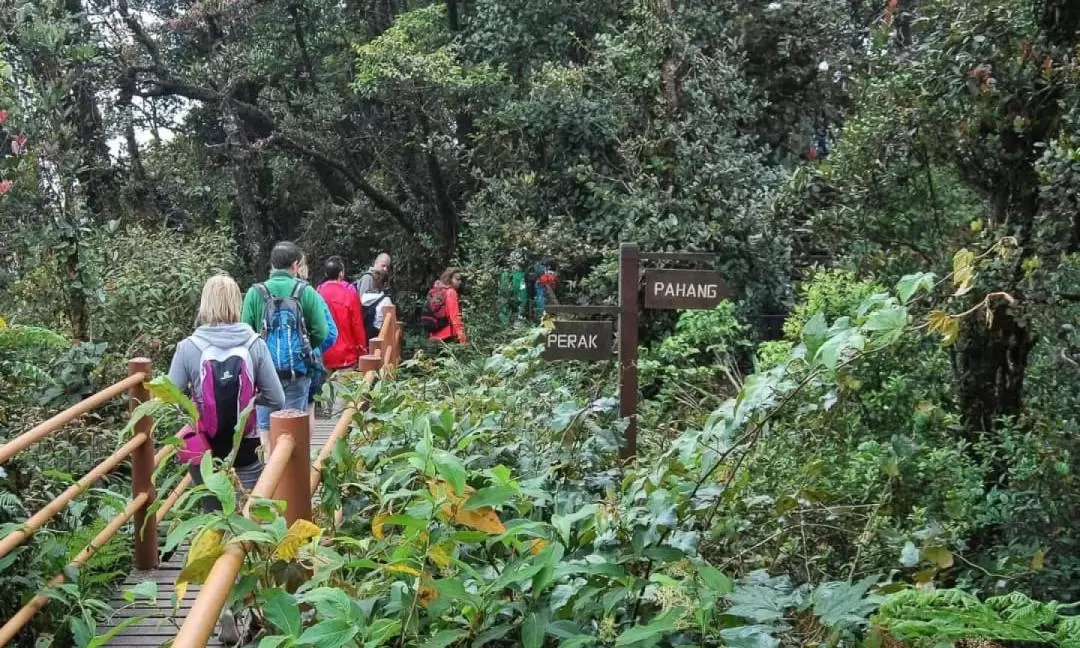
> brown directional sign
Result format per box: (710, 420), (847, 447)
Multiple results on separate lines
(542, 320), (613, 362)
(644, 268), (730, 310)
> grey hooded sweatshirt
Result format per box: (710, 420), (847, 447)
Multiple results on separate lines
(167, 323), (286, 464)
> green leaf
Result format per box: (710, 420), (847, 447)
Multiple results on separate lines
(522, 611), (547, 648)
(809, 575), (881, 628)
(559, 638), (596, 648)
(258, 637), (294, 648)
(87, 616), (147, 648)
(366, 618), (401, 644)
(300, 587), (355, 621)
(164, 514), (212, 553)
(718, 626), (780, 648)
(895, 272), (936, 303)
(123, 581), (157, 603)
(296, 619), (359, 647)
(551, 505), (597, 545)
(801, 313), (828, 359)
(464, 485), (517, 510)
(204, 471), (236, 515)
(434, 451), (467, 496)
(262, 589), (302, 637)
(146, 376), (199, 425)
(423, 629), (469, 648)
(697, 565), (733, 595)
(863, 305), (908, 343)
(614, 607), (683, 646)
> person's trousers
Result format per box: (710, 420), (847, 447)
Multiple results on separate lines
(256, 375), (310, 445)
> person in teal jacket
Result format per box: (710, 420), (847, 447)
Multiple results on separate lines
(241, 241), (330, 435)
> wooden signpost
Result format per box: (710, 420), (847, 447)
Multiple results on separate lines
(542, 320), (613, 361)
(644, 268), (730, 310)
(540, 242), (730, 460)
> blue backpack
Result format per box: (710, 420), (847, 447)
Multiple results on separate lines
(255, 280), (313, 377)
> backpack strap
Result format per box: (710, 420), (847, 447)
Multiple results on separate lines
(254, 283), (273, 334)
(290, 279), (314, 363)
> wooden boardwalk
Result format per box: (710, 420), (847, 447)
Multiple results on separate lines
(99, 417), (339, 647)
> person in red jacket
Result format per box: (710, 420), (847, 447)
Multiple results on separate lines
(317, 256), (367, 369)
(425, 268), (468, 346)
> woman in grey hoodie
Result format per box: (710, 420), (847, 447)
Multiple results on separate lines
(167, 273), (285, 645)
(167, 274), (286, 504)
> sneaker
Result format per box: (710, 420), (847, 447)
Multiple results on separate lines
(218, 608), (240, 645)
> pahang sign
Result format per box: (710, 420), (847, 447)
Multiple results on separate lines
(541, 320), (613, 362)
(644, 268), (730, 310)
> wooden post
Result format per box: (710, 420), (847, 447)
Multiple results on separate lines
(618, 243), (640, 460)
(128, 358), (158, 570)
(269, 410), (312, 524)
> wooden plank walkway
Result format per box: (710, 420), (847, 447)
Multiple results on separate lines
(99, 417), (339, 647)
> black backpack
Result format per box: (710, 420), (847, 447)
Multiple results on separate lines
(363, 294), (389, 337)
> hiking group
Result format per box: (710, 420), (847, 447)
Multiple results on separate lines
(165, 240), (467, 643)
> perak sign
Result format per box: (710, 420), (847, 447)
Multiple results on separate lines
(644, 269), (730, 310)
(541, 320), (613, 362)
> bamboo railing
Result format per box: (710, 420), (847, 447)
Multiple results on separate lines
(0, 358), (175, 646)
(173, 306), (403, 647)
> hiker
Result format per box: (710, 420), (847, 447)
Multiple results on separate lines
(241, 241), (330, 437)
(167, 273), (286, 643)
(318, 256), (366, 416)
(355, 252), (391, 296)
(423, 268), (467, 345)
(318, 255), (367, 368)
(361, 269), (394, 336)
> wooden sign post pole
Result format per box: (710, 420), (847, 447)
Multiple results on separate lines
(618, 242), (640, 460)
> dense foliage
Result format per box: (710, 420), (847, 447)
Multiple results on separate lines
(4, 0), (1080, 645)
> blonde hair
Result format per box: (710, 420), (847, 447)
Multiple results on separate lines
(196, 273), (243, 326)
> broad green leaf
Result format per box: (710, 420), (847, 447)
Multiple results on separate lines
(559, 637), (597, 648)
(203, 472), (236, 516)
(464, 485), (517, 510)
(801, 313), (828, 359)
(809, 575), (881, 628)
(863, 305), (908, 343)
(895, 272), (936, 303)
(300, 587), (355, 621)
(614, 607), (683, 646)
(697, 564), (733, 595)
(258, 637), (293, 648)
(366, 618), (401, 644)
(262, 589), (302, 637)
(165, 514), (212, 553)
(551, 505), (597, 545)
(718, 625), (780, 648)
(433, 451), (467, 496)
(146, 376), (200, 425)
(522, 611), (547, 648)
(123, 581), (157, 603)
(87, 616), (147, 648)
(423, 629), (468, 648)
(296, 619), (359, 647)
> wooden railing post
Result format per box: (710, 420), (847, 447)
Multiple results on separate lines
(128, 357), (158, 570)
(269, 410), (312, 524)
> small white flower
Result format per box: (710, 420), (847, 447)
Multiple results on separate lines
(818, 60), (830, 72)
(766, 2), (782, 10)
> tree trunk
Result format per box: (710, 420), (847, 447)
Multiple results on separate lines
(955, 306), (1032, 435)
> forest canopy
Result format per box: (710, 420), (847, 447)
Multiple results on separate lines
(5, 0), (1080, 646)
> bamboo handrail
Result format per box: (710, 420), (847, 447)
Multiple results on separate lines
(0, 491), (150, 646)
(174, 433), (297, 648)
(310, 405), (357, 492)
(0, 432), (149, 561)
(0, 372), (147, 465)
(156, 473), (193, 525)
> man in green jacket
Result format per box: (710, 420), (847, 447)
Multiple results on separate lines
(242, 241), (330, 436)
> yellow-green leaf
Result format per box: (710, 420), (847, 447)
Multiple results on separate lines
(428, 542), (453, 568)
(384, 562), (422, 576)
(273, 519), (322, 561)
(372, 512), (389, 540)
(1032, 549), (1046, 570)
(921, 546), (954, 569)
(927, 311), (959, 346)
